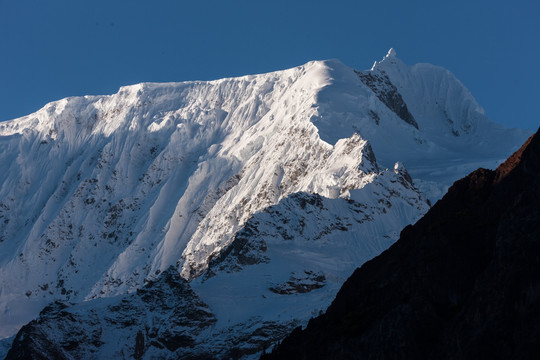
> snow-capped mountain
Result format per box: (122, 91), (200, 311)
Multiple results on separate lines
(0, 49), (530, 358)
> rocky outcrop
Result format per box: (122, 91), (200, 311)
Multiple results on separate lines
(5, 268), (216, 360)
(264, 128), (540, 359)
(356, 69), (418, 129)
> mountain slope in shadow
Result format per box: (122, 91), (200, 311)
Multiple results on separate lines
(264, 127), (540, 360)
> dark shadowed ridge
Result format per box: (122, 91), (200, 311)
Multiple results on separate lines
(263, 128), (540, 360)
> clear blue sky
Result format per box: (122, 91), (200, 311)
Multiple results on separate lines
(1, 0), (538, 131)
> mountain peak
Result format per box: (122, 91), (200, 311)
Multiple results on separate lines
(386, 47), (397, 58)
(371, 47), (404, 71)
(495, 129), (538, 183)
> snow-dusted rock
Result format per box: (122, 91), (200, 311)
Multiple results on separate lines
(5, 268), (217, 359)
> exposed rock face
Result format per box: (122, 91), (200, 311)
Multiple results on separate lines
(355, 69), (418, 129)
(264, 128), (540, 359)
(5, 268), (217, 360)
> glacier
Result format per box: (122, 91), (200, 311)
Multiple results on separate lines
(0, 49), (531, 358)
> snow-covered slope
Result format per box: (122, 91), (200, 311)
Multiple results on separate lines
(4, 169), (427, 359)
(313, 49), (530, 200)
(0, 50), (530, 356)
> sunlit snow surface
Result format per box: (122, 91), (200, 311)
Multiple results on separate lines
(0, 50), (530, 357)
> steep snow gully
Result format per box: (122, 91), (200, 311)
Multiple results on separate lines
(0, 49), (531, 358)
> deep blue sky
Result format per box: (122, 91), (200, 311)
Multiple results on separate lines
(1, 0), (538, 130)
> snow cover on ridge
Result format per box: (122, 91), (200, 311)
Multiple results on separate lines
(0, 49), (530, 356)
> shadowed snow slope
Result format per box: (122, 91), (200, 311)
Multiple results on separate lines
(0, 50), (530, 356)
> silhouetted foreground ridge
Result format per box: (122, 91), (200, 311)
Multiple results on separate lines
(264, 128), (540, 360)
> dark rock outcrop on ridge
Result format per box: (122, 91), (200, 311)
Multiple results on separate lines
(355, 69), (419, 130)
(263, 128), (540, 360)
